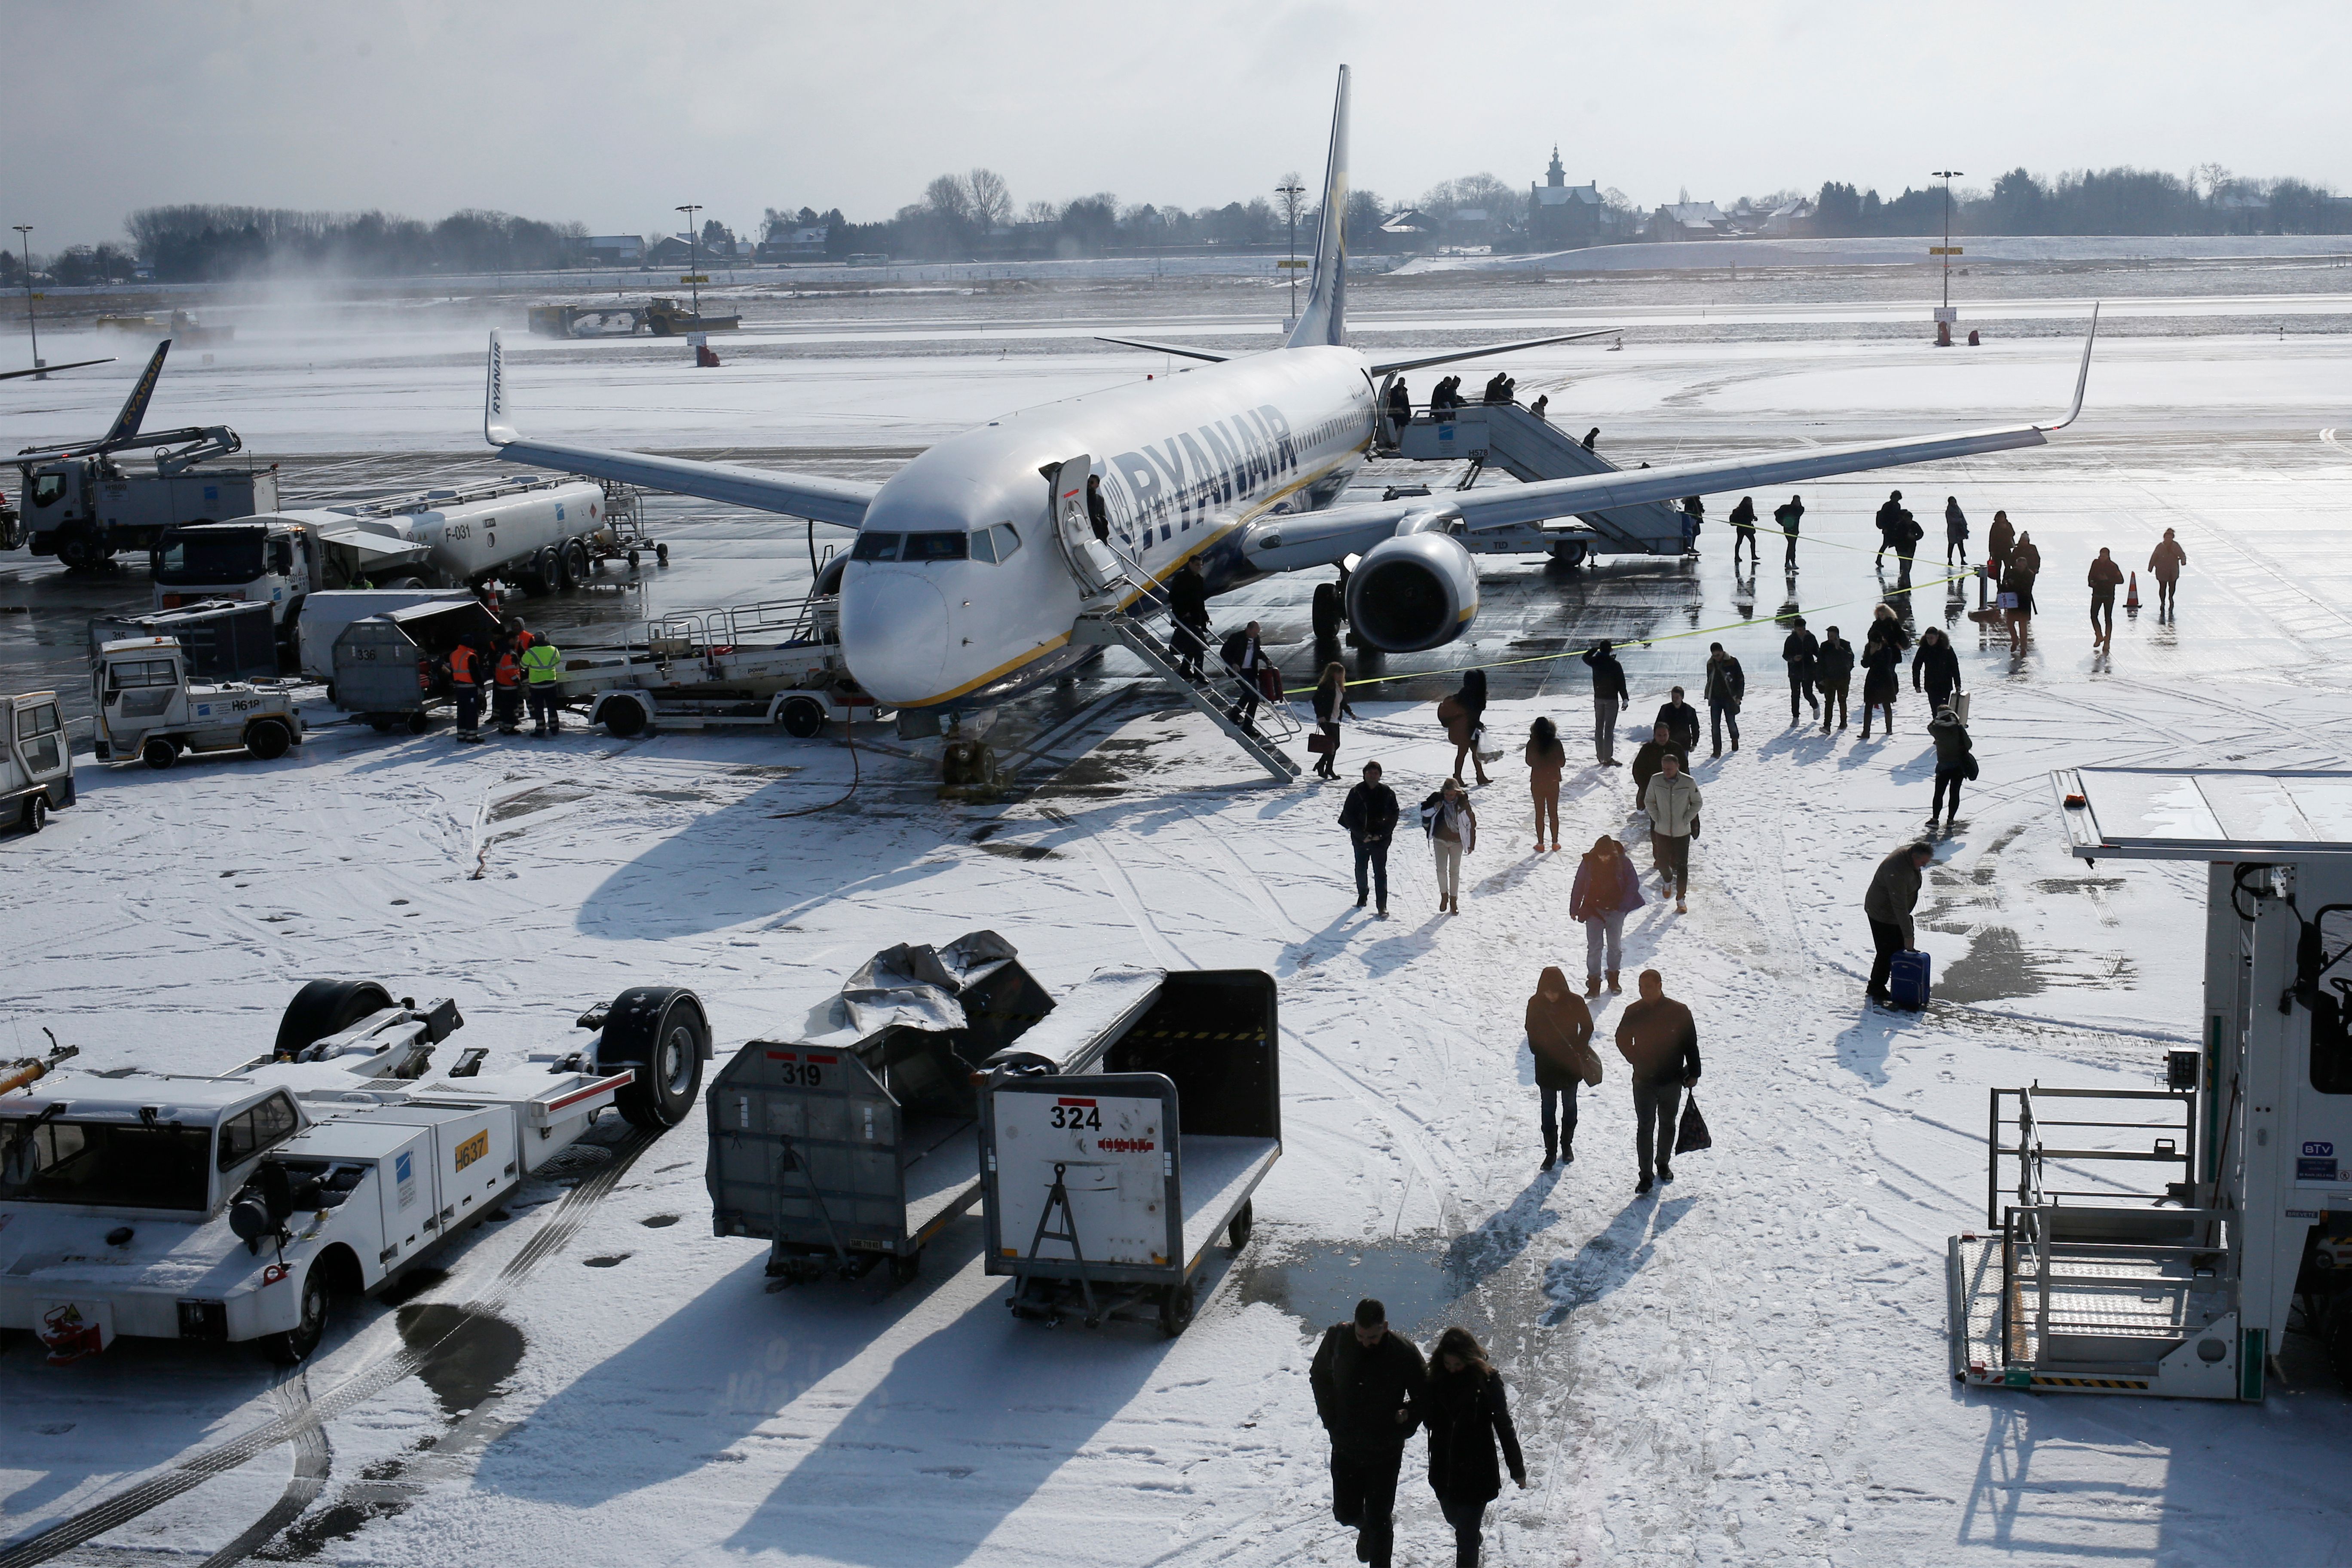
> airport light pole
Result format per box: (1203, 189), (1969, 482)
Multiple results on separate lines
(675, 204), (703, 317)
(1277, 181), (1305, 324)
(1932, 171), (1963, 309)
(13, 226), (42, 378)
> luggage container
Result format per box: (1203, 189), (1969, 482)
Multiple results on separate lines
(331, 599), (504, 732)
(980, 969), (1280, 1336)
(707, 932), (1093, 1287)
(89, 599), (279, 683)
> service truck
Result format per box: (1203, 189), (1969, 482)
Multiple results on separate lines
(152, 475), (615, 654)
(0, 980), (709, 1364)
(9, 339), (276, 570)
(3, 690), (74, 834)
(91, 636), (304, 770)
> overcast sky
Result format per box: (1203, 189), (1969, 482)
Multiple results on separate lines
(11, 0), (2350, 251)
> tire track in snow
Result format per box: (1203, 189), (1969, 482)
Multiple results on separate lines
(193, 1372), (329, 1568)
(0, 1130), (654, 1568)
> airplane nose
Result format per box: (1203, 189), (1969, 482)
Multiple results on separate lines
(839, 572), (950, 705)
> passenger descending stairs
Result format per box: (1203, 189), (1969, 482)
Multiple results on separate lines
(1390, 402), (1689, 556)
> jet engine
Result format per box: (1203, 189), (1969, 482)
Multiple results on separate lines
(1343, 531), (1481, 652)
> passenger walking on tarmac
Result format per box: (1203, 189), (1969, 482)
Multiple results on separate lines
(1775, 494), (1805, 572)
(1526, 965), (1596, 1167)
(1339, 760), (1399, 917)
(1864, 841), (1935, 1004)
(1310, 1298), (1427, 1568)
(1437, 669), (1491, 787)
(1655, 686), (1700, 753)
(1221, 621), (1267, 730)
(1571, 835), (1643, 997)
(2089, 547), (2125, 645)
(1085, 473), (1112, 544)
(1911, 625), (1962, 714)
(1524, 717), (1566, 852)
(1870, 601), (1911, 655)
(1815, 625), (1855, 732)
(1311, 662), (1356, 779)
(1780, 616), (1821, 726)
(1895, 508), (1925, 588)
(1616, 969), (1701, 1194)
(490, 635), (526, 737)
(1874, 491), (1905, 566)
(1427, 778), (1477, 915)
(1167, 560), (1210, 680)
(1928, 704), (1975, 825)
(1945, 496), (1970, 568)
(1986, 509), (2017, 583)
(448, 635), (487, 743)
(1641, 751), (1701, 913)
(1702, 642), (1744, 756)
(520, 631), (564, 736)
(1999, 557), (2034, 653)
(1423, 1326), (1528, 1566)
(1630, 721), (1689, 807)
(1727, 496), (1759, 568)
(2149, 528), (2187, 619)
(1859, 625), (1902, 738)
(1583, 641), (1630, 766)
(1387, 378), (1412, 435)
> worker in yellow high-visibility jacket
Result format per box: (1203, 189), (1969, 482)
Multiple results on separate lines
(520, 637), (564, 737)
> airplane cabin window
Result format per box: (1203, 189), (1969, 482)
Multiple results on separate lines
(991, 523), (1022, 561)
(850, 532), (903, 562)
(903, 532), (969, 562)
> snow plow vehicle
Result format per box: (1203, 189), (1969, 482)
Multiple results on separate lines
(90, 635), (304, 769)
(0, 980), (709, 1364)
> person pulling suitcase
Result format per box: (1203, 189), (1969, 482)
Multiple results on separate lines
(1864, 840), (1936, 1007)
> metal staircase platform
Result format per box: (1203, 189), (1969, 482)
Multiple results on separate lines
(1072, 613), (1300, 783)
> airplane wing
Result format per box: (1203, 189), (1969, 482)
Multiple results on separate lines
(0, 356), (114, 383)
(481, 332), (877, 529)
(1366, 327), (1623, 378)
(1094, 336), (1230, 363)
(1247, 309), (2101, 570)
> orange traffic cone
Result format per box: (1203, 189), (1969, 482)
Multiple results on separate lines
(2125, 572), (2141, 613)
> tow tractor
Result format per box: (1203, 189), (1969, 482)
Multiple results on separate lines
(1950, 767), (2352, 1400)
(91, 635), (304, 769)
(0, 979), (708, 1364)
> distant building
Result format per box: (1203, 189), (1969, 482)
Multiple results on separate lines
(585, 235), (643, 265)
(1528, 148), (1610, 249)
(1380, 208), (1435, 243)
(757, 226), (829, 261)
(645, 235), (696, 266)
(1761, 197), (1815, 237)
(1649, 200), (1731, 241)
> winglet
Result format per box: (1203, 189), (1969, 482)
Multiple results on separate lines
(2040, 303), (2099, 432)
(484, 331), (517, 447)
(101, 339), (172, 447)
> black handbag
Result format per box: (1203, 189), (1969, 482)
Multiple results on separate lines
(1673, 1093), (1712, 1156)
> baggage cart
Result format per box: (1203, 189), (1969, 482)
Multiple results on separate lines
(89, 599), (280, 684)
(708, 932), (1125, 1287)
(980, 969), (1280, 1336)
(331, 599), (503, 732)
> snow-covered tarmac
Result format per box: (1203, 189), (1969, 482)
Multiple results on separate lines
(4, 279), (2352, 1564)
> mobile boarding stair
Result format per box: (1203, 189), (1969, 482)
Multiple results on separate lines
(1387, 399), (1688, 562)
(1042, 455), (1302, 783)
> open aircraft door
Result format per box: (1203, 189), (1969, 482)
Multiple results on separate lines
(1044, 455), (1128, 600)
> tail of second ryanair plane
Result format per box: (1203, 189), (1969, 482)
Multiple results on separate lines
(1284, 65), (1349, 350)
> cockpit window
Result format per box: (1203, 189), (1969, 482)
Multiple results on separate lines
(970, 527), (998, 565)
(850, 532), (902, 563)
(990, 523), (1022, 562)
(902, 532), (968, 563)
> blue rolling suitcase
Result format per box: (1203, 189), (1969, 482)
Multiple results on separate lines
(1889, 949), (1932, 1010)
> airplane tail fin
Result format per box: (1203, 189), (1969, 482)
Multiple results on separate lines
(1283, 64), (1349, 350)
(484, 331), (518, 446)
(101, 340), (171, 447)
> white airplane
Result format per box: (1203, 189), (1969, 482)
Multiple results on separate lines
(483, 65), (2094, 718)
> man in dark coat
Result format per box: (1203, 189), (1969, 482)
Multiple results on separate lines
(1582, 426), (1600, 451)
(1815, 625), (1856, 732)
(1167, 560), (1210, 679)
(1630, 720), (1690, 805)
(1221, 620), (1266, 730)
(1386, 377), (1412, 438)
(1780, 616), (1821, 726)
(1582, 641), (1630, 767)
(1526, 965), (1594, 1168)
(1310, 1297), (1427, 1568)
(1895, 508), (1925, 588)
(1615, 969), (1701, 1194)
(1727, 496), (1759, 568)
(1654, 686), (1701, 753)
(1339, 760), (1400, 917)
(1775, 493), (1804, 572)
(1086, 473), (1112, 544)
(1864, 840), (1934, 1003)
(1874, 490), (1905, 565)
(1911, 626), (1961, 713)
(1702, 642), (1745, 756)
(1945, 496), (1970, 567)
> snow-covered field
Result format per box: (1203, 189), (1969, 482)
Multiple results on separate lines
(4, 281), (2352, 1565)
